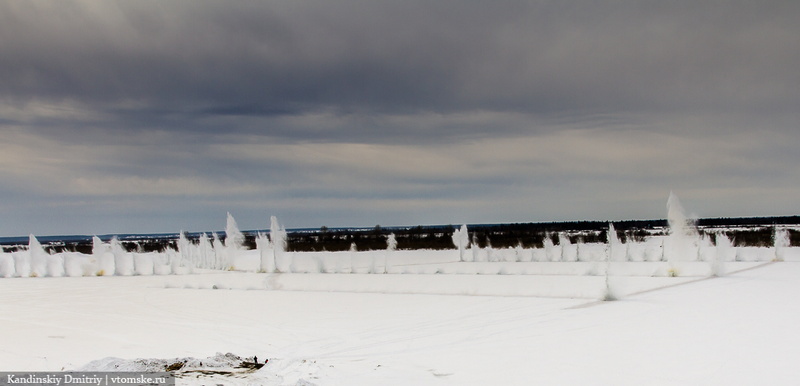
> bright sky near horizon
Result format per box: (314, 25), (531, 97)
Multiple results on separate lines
(1, 1), (799, 237)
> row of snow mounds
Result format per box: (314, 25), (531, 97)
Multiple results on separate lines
(1, 245), (792, 279)
(0, 251), (194, 278)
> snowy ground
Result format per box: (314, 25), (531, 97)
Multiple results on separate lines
(1, 255), (799, 385)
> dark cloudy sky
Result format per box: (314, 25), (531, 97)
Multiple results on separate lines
(2, 1), (799, 236)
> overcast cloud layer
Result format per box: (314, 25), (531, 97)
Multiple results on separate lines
(2, 1), (799, 236)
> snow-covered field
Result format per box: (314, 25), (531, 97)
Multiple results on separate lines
(1, 250), (799, 385)
(2, 202), (800, 385)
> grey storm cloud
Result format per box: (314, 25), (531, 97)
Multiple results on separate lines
(2, 1), (798, 134)
(1, 1), (800, 236)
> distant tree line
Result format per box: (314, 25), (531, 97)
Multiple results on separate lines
(279, 217), (800, 251)
(3, 216), (799, 253)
